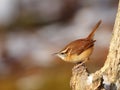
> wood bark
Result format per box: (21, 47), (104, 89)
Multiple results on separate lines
(70, 1), (120, 90)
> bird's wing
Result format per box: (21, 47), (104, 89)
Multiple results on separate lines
(71, 39), (96, 55)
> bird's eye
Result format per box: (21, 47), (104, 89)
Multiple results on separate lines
(61, 52), (64, 55)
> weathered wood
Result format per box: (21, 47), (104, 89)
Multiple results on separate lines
(70, 1), (120, 90)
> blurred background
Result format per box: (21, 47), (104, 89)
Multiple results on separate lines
(0, 0), (118, 90)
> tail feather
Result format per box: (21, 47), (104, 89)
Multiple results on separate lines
(87, 20), (102, 39)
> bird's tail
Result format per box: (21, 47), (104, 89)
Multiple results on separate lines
(87, 20), (102, 39)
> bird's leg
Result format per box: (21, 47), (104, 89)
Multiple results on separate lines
(80, 58), (89, 65)
(72, 58), (89, 71)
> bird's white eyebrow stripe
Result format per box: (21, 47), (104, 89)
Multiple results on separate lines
(61, 47), (69, 53)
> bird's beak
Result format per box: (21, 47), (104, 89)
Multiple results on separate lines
(52, 52), (58, 56)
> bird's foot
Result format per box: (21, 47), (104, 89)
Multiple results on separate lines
(72, 63), (85, 71)
(72, 58), (88, 71)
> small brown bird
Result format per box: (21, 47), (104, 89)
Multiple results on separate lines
(56, 20), (101, 64)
